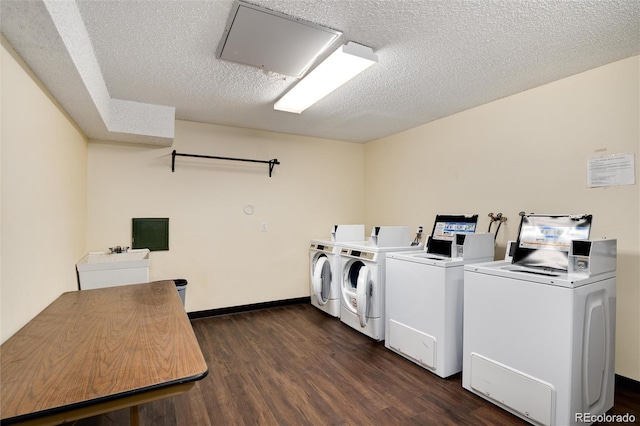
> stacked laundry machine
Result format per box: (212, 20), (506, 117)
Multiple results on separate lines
(338, 226), (422, 341)
(385, 214), (495, 378)
(309, 224), (365, 317)
(462, 214), (616, 426)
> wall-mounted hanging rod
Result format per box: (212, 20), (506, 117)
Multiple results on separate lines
(171, 150), (280, 177)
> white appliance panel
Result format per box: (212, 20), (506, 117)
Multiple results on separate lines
(388, 320), (436, 370)
(462, 265), (616, 426)
(470, 353), (554, 426)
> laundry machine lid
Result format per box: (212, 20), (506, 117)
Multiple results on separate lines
(512, 214), (592, 272)
(426, 214), (479, 257)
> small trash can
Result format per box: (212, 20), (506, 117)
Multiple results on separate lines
(173, 279), (187, 307)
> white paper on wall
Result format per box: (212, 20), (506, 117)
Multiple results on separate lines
(587, 153), (635, 188)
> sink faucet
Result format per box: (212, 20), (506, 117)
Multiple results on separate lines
(109, 246), (130, 254)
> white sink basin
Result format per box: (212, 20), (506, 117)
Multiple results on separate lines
(76, 249), (150, 289)
(77, 249), (150, 270)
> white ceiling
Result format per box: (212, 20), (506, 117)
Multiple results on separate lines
(2, 0), (639, 146)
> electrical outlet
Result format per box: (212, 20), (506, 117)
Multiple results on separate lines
(261, 221), (268, 232)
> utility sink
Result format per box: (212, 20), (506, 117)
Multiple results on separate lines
(76, 249), (150, 290)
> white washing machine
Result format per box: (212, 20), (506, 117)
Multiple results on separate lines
(310, 225), (364, 317)
(462, 214), (616, 426)
(385, 218), (494, 378)
(339, 226), (421, 341)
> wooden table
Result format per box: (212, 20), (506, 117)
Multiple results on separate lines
(1, 281), (208, 425)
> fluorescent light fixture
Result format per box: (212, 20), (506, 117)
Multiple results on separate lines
(274, 42), (378, 114)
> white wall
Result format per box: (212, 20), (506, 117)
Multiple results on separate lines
(0, 38), (88, 343)
(364, 56), (640, 380)
(87, 120), (364, 312)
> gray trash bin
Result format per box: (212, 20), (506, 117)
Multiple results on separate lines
(173, 279), (187, 307)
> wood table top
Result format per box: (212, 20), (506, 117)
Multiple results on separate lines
(1, 281), (208, 424)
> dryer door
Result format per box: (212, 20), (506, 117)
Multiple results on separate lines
(356, 265), (372, 327)
(343, 260), (365, 315)
(312, 255), (331, 305)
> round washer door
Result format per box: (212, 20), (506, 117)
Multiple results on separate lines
(312, 255), (332, 305)
(342, 260), (370, 327)
(356, 265), (371, 327)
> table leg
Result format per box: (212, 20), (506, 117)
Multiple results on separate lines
(130, 405), (140, 426)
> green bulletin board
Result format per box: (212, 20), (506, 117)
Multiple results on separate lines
(132, 218), (169, 251)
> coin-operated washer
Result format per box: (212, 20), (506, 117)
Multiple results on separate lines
(462, 214), (616, 426)
(339, 226), (421, 341)
(385, 214), (495, 378)
(309, 224), (365, 317)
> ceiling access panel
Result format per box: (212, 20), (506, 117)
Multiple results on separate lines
(216, 0), (342, 78)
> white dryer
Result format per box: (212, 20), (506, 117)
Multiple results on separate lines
(385, 214), (494, 378)
(462, 214), (616, 426)
(310, 225), (364, 317)
(339, 226), (421, 341)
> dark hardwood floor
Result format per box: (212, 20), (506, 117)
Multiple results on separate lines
(75, 304), (639, 425)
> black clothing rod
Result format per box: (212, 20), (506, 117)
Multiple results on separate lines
(171, 150), (280, 177)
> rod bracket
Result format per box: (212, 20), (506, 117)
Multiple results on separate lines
(268, 159), (280, 177)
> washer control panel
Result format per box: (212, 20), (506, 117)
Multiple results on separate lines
(311, 243), (334, 254)
(341, 248), (376, 261)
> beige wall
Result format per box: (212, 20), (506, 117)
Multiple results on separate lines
(2, 29), (638, 382)
(365, 56), (640, 380)
(87, 121), (364, 312)
(1, 39), (88, 343)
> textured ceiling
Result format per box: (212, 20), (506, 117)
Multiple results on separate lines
(2, 0), (639, 145)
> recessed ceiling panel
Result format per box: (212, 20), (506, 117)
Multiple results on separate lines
(216, 1), (341, 78)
